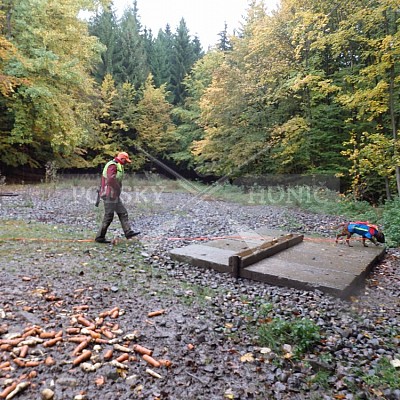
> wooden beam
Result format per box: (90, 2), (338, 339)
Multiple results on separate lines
(229, 233), (303, 277)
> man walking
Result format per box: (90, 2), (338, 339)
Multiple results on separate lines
(95, 152), (140, 243)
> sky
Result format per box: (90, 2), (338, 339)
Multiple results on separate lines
(112, 0), (279, 50)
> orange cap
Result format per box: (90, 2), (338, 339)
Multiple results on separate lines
(117, 151), (131, 163)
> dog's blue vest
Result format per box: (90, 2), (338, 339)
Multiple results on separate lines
(347, 223), (373, 239)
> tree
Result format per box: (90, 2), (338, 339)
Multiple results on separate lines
(321, 0), (400, 198)
(2, 0), (110, 168)
(148, 27), (173, 89)
(217, 22), (232, 51)
(193, 2), (282, 177)
(89, 73), (121, 166)
(136, 74), (175, 156)
(113, 1), (148, 87)
(0, 4), (30, 167)
(88, 4), (119, 83)
(170, 50), (224, 170)
(170, 18), (201, 105)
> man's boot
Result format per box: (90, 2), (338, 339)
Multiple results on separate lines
(118, 212), (140, 239)
(126, 231), (140, 239)
(95, 224), (111, 243)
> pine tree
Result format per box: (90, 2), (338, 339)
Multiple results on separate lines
(88, 4), (119, 83)
(113, 1), (148, 87)
(148, 27), (172, 89)
(169, 18), (204, 105)
(217, 22), (232, 51)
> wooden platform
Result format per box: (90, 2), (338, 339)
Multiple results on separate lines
(169, 228), (386, 298)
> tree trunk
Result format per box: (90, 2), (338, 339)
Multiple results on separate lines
(385, 176), (391, 201)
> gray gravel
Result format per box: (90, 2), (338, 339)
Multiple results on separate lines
(0, 184), (399, 399)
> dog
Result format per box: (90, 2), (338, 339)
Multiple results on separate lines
(335, 221), (385, 247)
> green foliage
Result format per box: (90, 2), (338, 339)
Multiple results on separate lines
(169, 18), (202, 105)
(136, 74), (175, 155)
(307, 370), (332, 390)
(0, 0), (108, 168)
(381, 198), (400, 247)
(188, 0), (400, 197)
(88, 5), (119, 83)
(1, 0), (399, 208)
(113, 4), (148, 88)
(351, 357), (400, 392)
(169, 51), (225, 169)
(258, 316), (321, 358)
(148, 28), (173, 89)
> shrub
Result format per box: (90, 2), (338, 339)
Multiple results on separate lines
(258, 317), (321, 358)
(381, 198), (400, 247)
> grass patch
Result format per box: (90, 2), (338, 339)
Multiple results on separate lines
(350, 357), (400, 394)
(258, 316), (321, 359)
(0, 219), (89, 241)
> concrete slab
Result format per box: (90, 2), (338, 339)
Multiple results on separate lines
(204, 239), (264, 253)
(242, 240), (384, 297)
(169, 244), (234, 273)
(168, 228), (386, 298)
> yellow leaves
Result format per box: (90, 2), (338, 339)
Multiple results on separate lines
(224, 389), (235, 399)
(240, 353), (255, 363)
(135, 74), (175, 154)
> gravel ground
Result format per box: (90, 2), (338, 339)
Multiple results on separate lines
(0, 184), (399, 400)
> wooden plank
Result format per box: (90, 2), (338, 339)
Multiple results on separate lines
(229, 255), (241, 279)
(239, 234), (303, 268)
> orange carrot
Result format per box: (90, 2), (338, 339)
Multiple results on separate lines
(133, 344), (152, 356)
(100, 328), (114, 340)
(67, 336), (88, 343)
(73, 305), (89, 311)
(158, 359), (172, 368)
(0, 382), (17, 399)
(142, 354), (160, 368)
(76, 316), (94, 328)
(72, 339), (90, 356)
(115, 353), (129, 363)
(87, 330), (101, 339)
(98, 311), (109, 318)
(19, 345), (29, 358)
(0, 361), (10, 369)
(25, 361), (41, 367)
(103, 349), (113, 360)
(0, 338), (23, 346)
(66, 327), (81, 335)
(13, 358), (25, 367)
(147, 309), (166, 317)
(43, 337), (62, 348)
(27, 370), (38, 379)
(72, 350), (92, 366)
(44, 356), (55, 366)
(39, 331), (57, 339)
(22, 329), (37, 338)
(109, 310), (119, 319)
(23, 325), (40, 333)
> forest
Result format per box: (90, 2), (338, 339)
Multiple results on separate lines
(0, 0), (399, 203)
